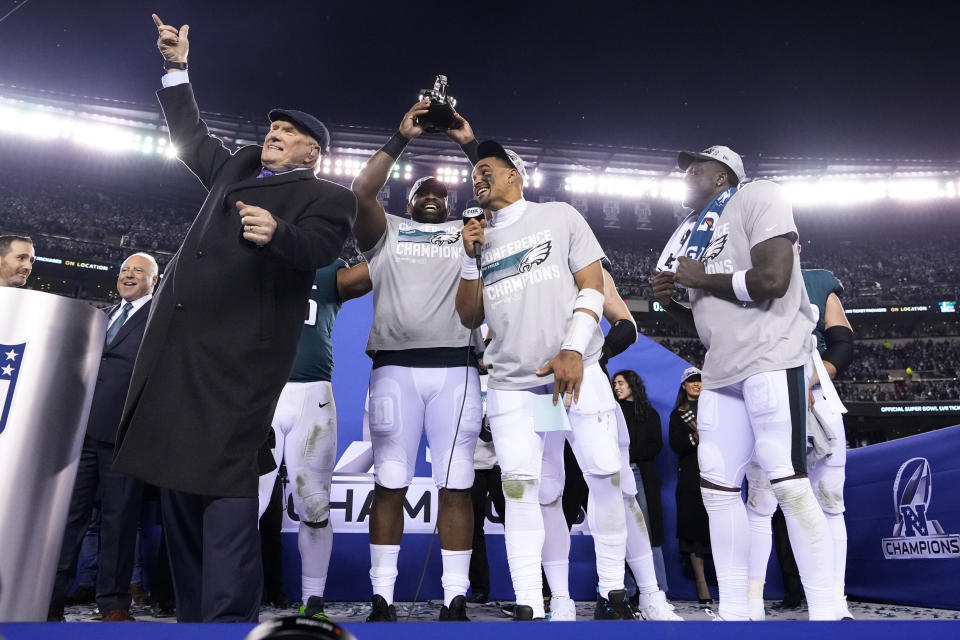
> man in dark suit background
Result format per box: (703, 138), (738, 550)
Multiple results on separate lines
(48, 253), (158, 622)
(112, 15), (357, 622)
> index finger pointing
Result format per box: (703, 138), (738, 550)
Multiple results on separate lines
(152, 13), (163, 27)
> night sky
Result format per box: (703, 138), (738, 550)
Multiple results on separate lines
(1, 0), (957, 160)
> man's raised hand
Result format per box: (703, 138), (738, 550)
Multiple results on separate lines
(152, 14), (189, 63)
(444, 107), (475, 145)
(399, 99), (431, 140)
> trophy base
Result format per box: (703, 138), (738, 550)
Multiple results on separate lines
(416, 103), (457, 132)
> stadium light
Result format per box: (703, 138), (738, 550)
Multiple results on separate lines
(435, 165), (471, 184)
(780, 177), (959, 206)
(564, 173), (665, 199)
(562, 169), (960, 206)
(529, 169), (543, 189)
(322, 156), (367, 177)
(0, 99), (177, 157)
(4, 95), (960, 202)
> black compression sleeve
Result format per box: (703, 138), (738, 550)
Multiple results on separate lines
(603, 319), (638, 360)
(822, 325), (854, 375)
(460, 139), (480, 165)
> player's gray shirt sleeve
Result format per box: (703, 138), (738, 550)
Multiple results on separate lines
(741, 181), (798, 247)
(565, 204), (607, 273)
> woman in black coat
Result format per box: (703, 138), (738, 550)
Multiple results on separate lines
(612, 369), (667, 589)
(668, 367), (713, 603)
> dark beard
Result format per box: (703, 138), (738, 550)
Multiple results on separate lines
(410, 203), (449, 223)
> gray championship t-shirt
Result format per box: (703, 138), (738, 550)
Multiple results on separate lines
(480, 200), (606, 390)
(364, 213), (471, 354)
(689, 180), (815, 389)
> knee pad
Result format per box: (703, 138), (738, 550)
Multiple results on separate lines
(431, 449), (475, 490)
(753, 429), (794, 479)
(374, 461), (413, 490)
(697, 439), (729, 488)
(771, 478), (818, 518)
(298, 489), (331, 525)
(540, 495), (563, 511)
(811, 466), (845, 515)
(700, 486), (742, 513)
(539, 473), (564, 505)
(745, 464), (777, 518)
(502, 473), (539, 505)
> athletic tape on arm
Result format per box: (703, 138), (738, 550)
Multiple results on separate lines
(561, 288), (604, 355)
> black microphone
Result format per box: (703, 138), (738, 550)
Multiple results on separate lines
(462, 199), (484, 269)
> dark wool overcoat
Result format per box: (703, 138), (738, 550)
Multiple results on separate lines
(114, 83), (356, 497)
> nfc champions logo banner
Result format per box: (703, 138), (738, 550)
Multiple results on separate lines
(481, 240), (552, 286)
(395, 224), (461, 260)
(0, 343), (26, 435)
(882, 457), (960, 559)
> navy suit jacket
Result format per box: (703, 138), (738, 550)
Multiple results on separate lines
(86, 299), (151, 444)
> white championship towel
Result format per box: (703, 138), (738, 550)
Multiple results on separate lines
(656, 211), (698, 277)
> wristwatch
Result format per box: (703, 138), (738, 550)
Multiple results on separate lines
(163, 60), (188, 71)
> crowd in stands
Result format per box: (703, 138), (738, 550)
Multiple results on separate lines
(652, 337), (960, 402)
(835, 379), (960, 403)
(4, 178), (959, 309)
(603, 234), (960, 307)
(798, 236), (960, 305)
(4, 174), (960, 404)
(843, 340), (960, 381)
(655, 339), (706, 369)
(0, 181), (191, 267)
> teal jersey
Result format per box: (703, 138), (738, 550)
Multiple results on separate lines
(289, 259), (347, 382)
(801, 268), (844, 356)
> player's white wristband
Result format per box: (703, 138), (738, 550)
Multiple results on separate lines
(732, 269), (754, 302)
(561, 310), (598, 355)
(460, 253), (480, 281)
(573, 287), (605, 319)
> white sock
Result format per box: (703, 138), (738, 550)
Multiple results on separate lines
(369, 544), (401, 605)
(701, 487), (750, 621)
(583, 472), (627, 596)
(503, 479), (545, 617)
(825, 512), (847, 585)
(748, 579), (766, 621)
(746, 507), (773, 582)
(540, 498), (570, 599)
(772, 478), (834, 620)
(623, 496), (657, 595)
(299, 522), (333, 599)
(440, 548), (471, 606)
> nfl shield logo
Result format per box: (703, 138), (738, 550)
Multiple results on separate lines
(882, 456), (960, 559)
(0, 343), (26, 435)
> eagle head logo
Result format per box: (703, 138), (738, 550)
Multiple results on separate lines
(703, 234), (727, 261)
(519, 241), (552, 273)
(430, 229), (461, 245)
